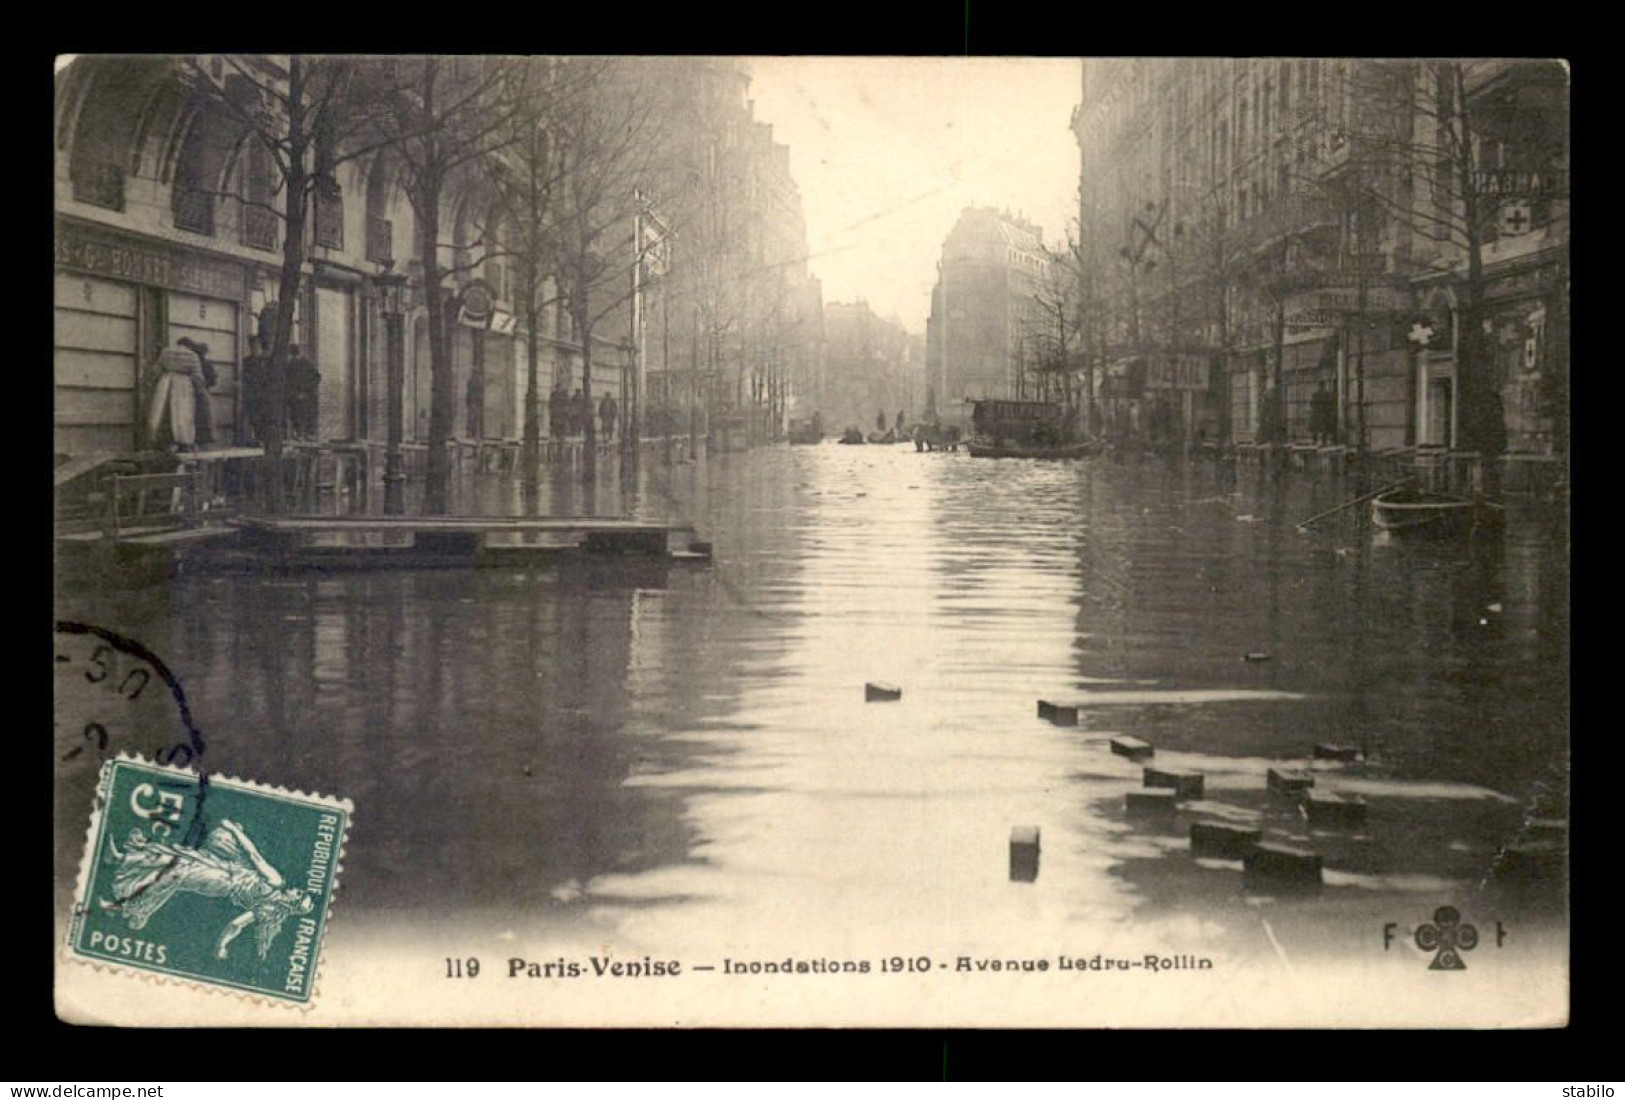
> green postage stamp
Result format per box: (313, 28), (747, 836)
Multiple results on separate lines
(66, 756), (353, 1006)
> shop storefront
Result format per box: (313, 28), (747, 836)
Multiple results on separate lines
(54, 217), (248, 457)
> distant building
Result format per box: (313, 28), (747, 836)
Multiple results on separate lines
(639, 58), (822, 449)
(925, 207), (1056, 427)
(822, 300), (919, 431)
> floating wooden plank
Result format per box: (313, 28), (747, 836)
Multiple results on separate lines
(1302, 788), (1368, 826)
(1144, 768), (1204, 800)
(1110, 736), (1154, 760)
(1190, 821), (1261, 860)
(865, 681), (902, 702)
(1313, 743), (1362, 762)
(1243, 843), (1323, 892)
(1009, 826), (1040, 883)
(1267, 768), (1315, 795)
(1037, 700), (1080, 725)
(1065, 689), (1307, 706)
(1126, 789), (1178, 816)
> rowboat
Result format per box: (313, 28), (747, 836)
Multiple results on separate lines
(964, 398), (1096, 460)
(965, 439), (1102, 460)
(1371, 487), (1503, 538)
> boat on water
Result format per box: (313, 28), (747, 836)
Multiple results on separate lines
(1371, 487), (1504, 538)
(965, 438), (1102, 459)
(965, 398), (1098, 460)
(788, 417), (824, 445)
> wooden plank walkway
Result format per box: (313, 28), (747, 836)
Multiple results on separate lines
(231, 515), (694, 534)
(228, 514), (709, 566)
(58, 526), (240, 546)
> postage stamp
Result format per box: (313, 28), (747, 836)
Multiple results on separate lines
(66, 755), (353, 1006)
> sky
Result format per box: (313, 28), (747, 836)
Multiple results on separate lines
(745, 58), (1082, 334)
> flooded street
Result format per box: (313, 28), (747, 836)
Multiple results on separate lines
(55, 445), (1569, 1025)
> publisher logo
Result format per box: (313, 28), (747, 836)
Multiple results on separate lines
(1415, 906), (1478, 969)
(1384, 907), (1506, 970)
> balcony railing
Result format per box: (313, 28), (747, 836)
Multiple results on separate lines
(243, 206), (277, 251)
(1231, 191), (1337, 252)
(173, 185), (215, 236)
(71, 160), (125, 211)
(366, 215), (393, 264)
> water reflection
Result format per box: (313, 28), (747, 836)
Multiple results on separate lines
(56, 445), (1567, 964)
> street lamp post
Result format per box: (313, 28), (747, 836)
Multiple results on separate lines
(376, 267), (410, 515)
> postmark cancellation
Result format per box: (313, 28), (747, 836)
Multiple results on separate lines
(64, 755), (353, 1008)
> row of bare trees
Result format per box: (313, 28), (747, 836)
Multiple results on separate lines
(184, 55), (667, 512)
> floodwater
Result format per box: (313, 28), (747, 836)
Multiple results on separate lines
(54, 444), (1570, 1025)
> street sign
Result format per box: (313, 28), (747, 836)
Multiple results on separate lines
(1470, 169), (1568, 199)
(1285, 309), (1341, 330)
(1500, 201), (1534, 236)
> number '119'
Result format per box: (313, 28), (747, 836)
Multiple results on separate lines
(445, 957), (481, 978)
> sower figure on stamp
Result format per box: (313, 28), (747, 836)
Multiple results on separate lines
(99, 819), (313, 960)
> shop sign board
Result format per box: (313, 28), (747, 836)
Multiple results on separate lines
(54, 218), (247, 301)
(1145, 354), (1210, 391)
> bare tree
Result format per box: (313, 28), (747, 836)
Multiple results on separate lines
(361, 56), (530, 512)
(480, 58), (600, 489)
(1024, 240), (1081, 410)
(545, 58), (664, 482)
(179, 55), (388, 512)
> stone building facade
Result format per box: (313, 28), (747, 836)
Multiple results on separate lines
(1070, 58), (1569, 458)
(924, 207), (1056, 428)
(54, 54), (819, 473)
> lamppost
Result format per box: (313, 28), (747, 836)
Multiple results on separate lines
(376, 265), (410, 515)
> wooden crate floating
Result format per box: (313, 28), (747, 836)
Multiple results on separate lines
(1301, 788), (1367, 826)
(1110, 736), (1154, 761)
(1190, 821), (1261, 860)
(1267, 768), (1315, 795)
(1243, 843), (1323, 893)
(1144, 767), (1204, 800)
(1037, 700), (1080, 726)
(1312, 743), (1362, 762)
(1126, 789), (1178, 817)
(1009, 826), (1040, 883)
(865, 681), (902, 702)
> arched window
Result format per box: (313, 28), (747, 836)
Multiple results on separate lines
(240, 137), (278, 251)
(172, 112), (216, 235)
(364, 155), (394, 264)
(64, 58), (166, 211)
(313, 140), (344, 250)
(485, 213), (509, 303)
